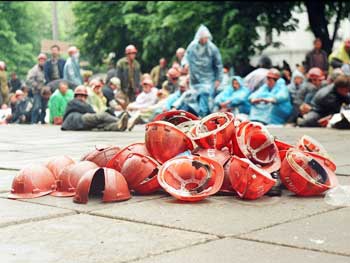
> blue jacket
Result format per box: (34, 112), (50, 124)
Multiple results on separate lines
(44, 58), (66, 84)
(214, 76), (251, 114)
(63, 57), (83, 86)
(249, 78), (292, 124)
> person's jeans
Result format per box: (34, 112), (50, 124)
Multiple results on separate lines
(31, 94), (48, 124)
(198, 92), (210, 117)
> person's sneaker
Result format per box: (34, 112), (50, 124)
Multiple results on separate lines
(127, 111), (141, 131)
(266, 171), (283, 197)
(116, 111), (129, 131)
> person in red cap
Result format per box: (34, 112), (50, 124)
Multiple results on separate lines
(328, 38), (350, 75)
(116, 44), (142, 103)
(26, 53), (48, 124)
(162, 67), (181, 94)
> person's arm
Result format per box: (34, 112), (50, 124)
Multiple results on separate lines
(230, 88), (250, 106)
(330, 57), (344, 68)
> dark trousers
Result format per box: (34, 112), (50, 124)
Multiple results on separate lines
(31, 94), (48, 124)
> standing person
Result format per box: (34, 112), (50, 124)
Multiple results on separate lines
(304, 38), (329, 76)
(184, 24), (223, 117)
(48, 81), (74, 124)
(150, 58), (168, 89)
(116, 44), (142, 103)
(63, 46), (83, 86)
(26, 53), (48, 124)
(0, 61), (9, 105)
(44, 44), (66, 84)
(9, 72), (22, 93)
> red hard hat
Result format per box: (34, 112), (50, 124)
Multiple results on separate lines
(106, 142), (150, 172)
(280, 149), (338, 196)
(228, 156), (276, 200)
(191, 112), (235, 150)
(125, 44), (137, 54)
(80, 145), (121, 167)
(73, 167), (131, 204)
(120, 153), (160, 194)
(8, 164), (56, 199)
(296, 135), (331, 160)
(145, 121), (194, 164)
(38, 53), (47, 60)
(142, 78), (153, 86)
(266, 68), (280, 79)
(158, 155), (224, 202)
(50, 161), (98, 197)
(46, 155), (75, 180)
(307, 67), (324, 80)
(74, 85), (88, 96)
(153, 110), (199, 126)
(167, 68), (181, 79)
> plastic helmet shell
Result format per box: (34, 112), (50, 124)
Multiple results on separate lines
(145, 121), (194, 164)
(80, 145), (121, 167)
(280, 149), (337, 196)
(192, 147), (231, 166)
(50, 161), (98, 197)
(106, 142), (150, 172)
(191, 112), (235, 150)
(157, 155), (224, 202)
(120, 153), (160, 194)
(153, 110), (199, 126)
(46, 155), (75, 180)
(228, 156), (276, 200)
(307, 67), (325, 80)
(167, 68), (181, 79)
(73, 167), (131, 204)
(296, 135), (331, 160)
(8, 164), (56, 199)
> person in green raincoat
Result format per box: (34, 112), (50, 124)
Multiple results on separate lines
(48, 81), (74, 124)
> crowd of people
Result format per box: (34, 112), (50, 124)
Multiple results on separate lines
(1, 25), (350, 130)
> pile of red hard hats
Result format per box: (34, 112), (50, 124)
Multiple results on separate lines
(8, 110), (338, 203)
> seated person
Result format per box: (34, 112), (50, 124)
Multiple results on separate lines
(87, 79), (107, 113)
(214, 76), (250, 114)
(248, 68), (292, 125)
(297, 75), (350, 127)
(286, 70), (306, 124)
(9, 90), (33, 124)
(140, 88), (170, 122)
(48, 81), (74, 125)
(61, 85), (129, 131)
(162, 68), (180, 94)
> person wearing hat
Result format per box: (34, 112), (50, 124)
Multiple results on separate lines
(26, 53), (48, 124)
(162, 67), (181, 94)
(328, 39), (350, 75)
(63, 46), (83, 86)
(116, 44), (142, 102)
(61, 85), (129, 131)
(9, 89), (33, 124)
(87, 78), (107, 113)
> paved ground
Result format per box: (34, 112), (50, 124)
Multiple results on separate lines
(0, 124), (350, 263)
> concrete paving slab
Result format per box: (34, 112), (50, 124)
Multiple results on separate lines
(93, 194), (338, 237)
(0, 170), (17, 193)
(242, 208), (350, 256)
(0, 198), (74, 228)
(337, 165), (350, 176)
(134, 237), (350, 263)
(0, 214), (216, 263)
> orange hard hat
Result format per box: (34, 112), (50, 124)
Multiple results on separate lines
(80, 145), (121, 167)
(307, 67), (324, 80)
(74, 85), (88, 96)
(153, 110), (199, 126)
(296, 135), (331, 160)
(46, 155), (75, 180)
(167, 68), (181, 79)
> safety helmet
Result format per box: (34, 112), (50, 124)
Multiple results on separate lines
(0, 61), (5, 70)
(158, 155), (224, 202)
(142, 78), (153, 86)
(120, 153), (160, 194)
(80, 145), (121, 167)
(8, 164), (56, 199)
(89, 78), (102, 88)
(68, 46), (78, 55)
(307, 67), (325, 80)
(145, 121), (194, 164)
(280, 149), (338, 196)
(15, 90), (24, 97)
(125, 44), (137, 54)
(74, 85), (88, 96)
(296, 135), (331, 160)
(73, 167), (131, 204)
(46, 155), (75, 180)
(266, 68), (280, 79)
(228, 156), (276, 200)
(110, 77), (121, 87)
(190, 112), (235, 150)
(177, 120), (201, 136)
(154, 110), (199, 126)
(50, 161), (98, 197)
(167, 68), (181, 79)
(37, 53), (47, 60)
(106, 142), (150, 172)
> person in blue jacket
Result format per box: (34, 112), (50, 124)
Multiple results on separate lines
(183, 24), (223, 117)
(214, 76), (251, 114)
(248, 68), (292, 125)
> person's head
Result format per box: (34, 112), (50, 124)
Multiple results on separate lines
(21, 84), (29, 95)
(58, 81), (69, 95)
(307, 67), (324, 87)
(74, 85), (88, 102)
(51, 44), (60, 58)
(41, 86), (52, 100)
(334, 75), (350, 97)
(11, 72), (17, 80)
(0, 61), (5, 71)
(89, 79), (103, 94)
(196, 25), (211, 45)
(125, 44), (137, 61)
(294, 75), (304, 86)
(344, 39), (350, 53)
(176, 48), (185, 60)
(232, 78), (241, 90)
(38, 53), (47, 66)
(314, 38), (322, 50)
(178, 77), (188, 93)
(109, 77), (121, 90)
(68, 46), (79, 58)
(141, 78), (153, 93)
(159, 58), (167, 68)
(266, 68), (280, 88)
(15, 89), (24, 101)
(328, 68), (344, 83)
(167, 68), (180, 83)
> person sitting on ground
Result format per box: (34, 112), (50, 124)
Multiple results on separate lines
(297, 75), (350, 127)
(48, 81), (74, 125)
(102, 76), (120, 106)
(9, 90), (33, 124)
(61, 85), (129, 131)
(286, 70), (306, 125)
(162, 67), (181, 94)
(213, 76), (251, 115)
(9, 72), (22, 93)
(248, 68), (292, 125)
(87, 79), (107, 113)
